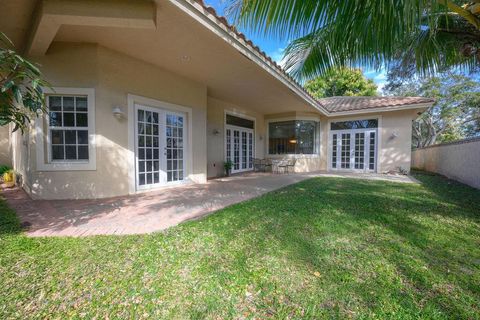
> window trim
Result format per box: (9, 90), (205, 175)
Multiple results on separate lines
(36, 87), (96, 171)
(266, 116), (321, 157)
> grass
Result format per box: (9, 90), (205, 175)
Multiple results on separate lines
(0, 172), (479, 319)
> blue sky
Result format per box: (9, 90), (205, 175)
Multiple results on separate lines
(204, 0), (388, 91)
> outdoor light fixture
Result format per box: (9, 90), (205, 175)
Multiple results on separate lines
(213, 129), (220, 135)
(112, 106), (125, 119)
(391, 131), (399, 139)
(289, 137), (297, 144)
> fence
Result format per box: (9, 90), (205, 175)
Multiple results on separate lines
(411, 137), (480, 189)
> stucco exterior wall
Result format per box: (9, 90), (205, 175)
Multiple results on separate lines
(24, 42), (207, 199)
(379, 110), (415, 173)
(412, 138), (480, 189)
(323, 109), (417, 173)
(207, 97), (265, 178)
(0, 126), (11, 166)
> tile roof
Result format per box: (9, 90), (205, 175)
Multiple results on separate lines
(318, 96), (434, 113)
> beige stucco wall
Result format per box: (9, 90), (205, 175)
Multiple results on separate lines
(207, 97), (265, 178)
(324, 110), (416, 173)
(0, 126), (11, 166)
(412, 138), (480, 189)
(7, 43), (420, 200)
(23, 42), (207, 199)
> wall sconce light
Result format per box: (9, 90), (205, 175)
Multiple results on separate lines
(213, 129), (220, 135)
(391, 131), (399, 139)
(112, 106), (125, 120)
(259, 135), (263, 141)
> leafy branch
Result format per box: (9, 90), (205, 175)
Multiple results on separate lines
(0, 32), (51, 132)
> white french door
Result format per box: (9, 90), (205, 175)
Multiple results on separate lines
(330, 129), (377, 172)
(135, 104), (186, 190)
(225, 125), (254, 174)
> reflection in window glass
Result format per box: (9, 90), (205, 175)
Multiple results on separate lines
(268, 120), (318, 154)
(331, 119), (378, 130)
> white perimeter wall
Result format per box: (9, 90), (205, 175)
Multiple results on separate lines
(411, 138), (480, 189)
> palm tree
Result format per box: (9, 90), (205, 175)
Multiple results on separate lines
(228, 0), (480, 81)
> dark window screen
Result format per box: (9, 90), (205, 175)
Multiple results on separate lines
(331, 119), (378, 130)
(226, 114), (254, 129)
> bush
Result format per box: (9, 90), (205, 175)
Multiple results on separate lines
(0, 165), (11, 175)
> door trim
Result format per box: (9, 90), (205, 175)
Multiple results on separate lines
(225, 124), (255, 174)
(224, 111), (256, 174)
(127, 94), (193, 194)
(327, 115), (382, 173)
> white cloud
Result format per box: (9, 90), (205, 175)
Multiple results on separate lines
(269, 47), (286, 66)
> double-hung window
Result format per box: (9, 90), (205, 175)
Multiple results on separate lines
(36, 88), (96, 171)
(48, 95), (89, 161)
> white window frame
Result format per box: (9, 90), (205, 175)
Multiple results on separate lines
(266, 116), (321, 158)
(36, 87), (96, 171)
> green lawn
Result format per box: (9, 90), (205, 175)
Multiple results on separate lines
(1, 172), (479, 319)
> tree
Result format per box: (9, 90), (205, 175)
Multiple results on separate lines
(304, 67), (377, 98)
(228, 0), (480, 81)
(384, 72), (480, 147)
(0, 32), (49, 132)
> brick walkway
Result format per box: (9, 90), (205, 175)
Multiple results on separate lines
(1, 172), (417, 237)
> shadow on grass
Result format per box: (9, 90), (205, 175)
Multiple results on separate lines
(0, 197), (22, 236)
(199, 173), (480, 318)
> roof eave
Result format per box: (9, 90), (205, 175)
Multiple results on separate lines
(172, 0), (329, 115)
(327, 102), (433, 117)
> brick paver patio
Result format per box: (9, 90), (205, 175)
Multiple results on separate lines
(1, 172), (417, 237)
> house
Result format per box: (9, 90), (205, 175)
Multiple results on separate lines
(0, 0), (434, 200)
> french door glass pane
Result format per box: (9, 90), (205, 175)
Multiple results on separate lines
(241, 132), (247, 169)
(233, 130), (240, 170)
(341, 133), (351, 169)
(369, 132), (376, 170)
(226, 129), (231, 163)
(248, 132), (253, 169)
(166, 113), (184, 182)
(354, 132), (365, 169)
(138, 108), (161, 186)
(332, 134), (337, 168)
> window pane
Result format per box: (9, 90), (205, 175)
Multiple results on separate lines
(268, 120), (317, 154)
(47, 94), (91, 163)
(78, 146), (89, 160)
(52, 146), (64, 160)
(49, 96), (62, 111)
(64, 113), (75, 126)
(138, 110), (144, 122)
(65, 130), (76, 144)
(296, 121), (317, 154)
(226, 114), (254, 129)
(76, 97), (88, 111)
(77, 130), (88, 144)
(51, 130), (64, 145)
(49, 112), (62, 127)
(65, 146), (77, 160)
(331, 119), (378, 130)
(63, 97), (75, 111)
(76, 113), (88, 127)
